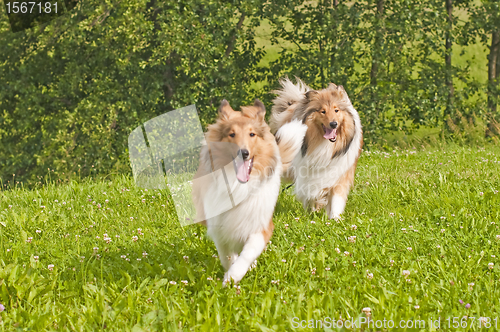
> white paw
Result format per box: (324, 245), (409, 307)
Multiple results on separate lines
(331, 213), (342, 220)
(222, 272), (232, 287)
(249, 260), (257, 270)
(222, 272), (241, 287)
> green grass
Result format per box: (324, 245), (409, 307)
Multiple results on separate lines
(1, 144), (500, 331)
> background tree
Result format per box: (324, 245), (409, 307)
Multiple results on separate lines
(468, 0), (500, 136)
(0, 0), (497, 183)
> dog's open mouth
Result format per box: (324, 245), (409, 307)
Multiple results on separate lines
(234, 157), (254, 183)
(322, 125), (337, 142)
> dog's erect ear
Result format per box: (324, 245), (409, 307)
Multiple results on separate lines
(218, 99), (237, 120)
(305, 90), (318, 100)
(241, 99), (266, 122)
(328, 83), (338, 90)
(253, 99), (266, 122)
(337, 85), (352, 104)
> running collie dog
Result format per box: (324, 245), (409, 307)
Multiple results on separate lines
(193, 99), (295, 285)
(271, 77), (363, 219)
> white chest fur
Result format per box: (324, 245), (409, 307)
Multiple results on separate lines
(206, 165), (281, 249)
(292, 131), (361, 205)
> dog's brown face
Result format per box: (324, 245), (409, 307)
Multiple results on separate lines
(206, 99), (274, 183)
(304, 84), (353, 143)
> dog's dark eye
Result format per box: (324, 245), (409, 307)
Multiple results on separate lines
(250, 133), (255, 137)
(335, 109), (339, 113)
(229, 133), (235, 138)
(321, 110), (326, 114)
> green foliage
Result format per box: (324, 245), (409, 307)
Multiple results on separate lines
(0, 0), (265, 183)
(0, 145), (499, 330)
(0, 0), (499, 182)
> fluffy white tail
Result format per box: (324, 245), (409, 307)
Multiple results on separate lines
(270, 77), (311, 133)
(275, 119), (308, 176)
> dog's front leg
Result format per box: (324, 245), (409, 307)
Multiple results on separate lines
(223, 232), (266, 286)
(327, 163), (356, 219)
(327, 194), (347, 220)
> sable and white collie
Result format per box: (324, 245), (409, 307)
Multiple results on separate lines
(271, 77), (363, 219)
(193, 99), (295, 285)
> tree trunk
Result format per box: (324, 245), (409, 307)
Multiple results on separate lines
(486, 30), (500, 137)
(488, 31), (499, 114)
(444, 0), (454, 119)
(224, 12), (246, 57)
(370, 0), (384, 86)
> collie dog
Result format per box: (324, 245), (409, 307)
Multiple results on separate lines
(271, 78), (363, 219)
(193, 99), (296, 285)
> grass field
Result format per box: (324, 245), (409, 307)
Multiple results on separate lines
(1, 144), (499, 331)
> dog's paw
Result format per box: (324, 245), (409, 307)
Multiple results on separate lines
(222, 272), (240, 287)
(249, 260), (257, 270)
(222, 272), (232, 288)
(330, 213), (343, 221)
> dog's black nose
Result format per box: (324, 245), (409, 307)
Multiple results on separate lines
(330, 121), (338, 129)
(239, 149), (250, 160)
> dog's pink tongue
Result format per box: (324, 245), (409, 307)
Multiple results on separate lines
(323, 127), (337, 140)
(236, 159), (251, 183)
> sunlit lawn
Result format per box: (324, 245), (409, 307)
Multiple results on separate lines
(0, 144), (499, 331)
